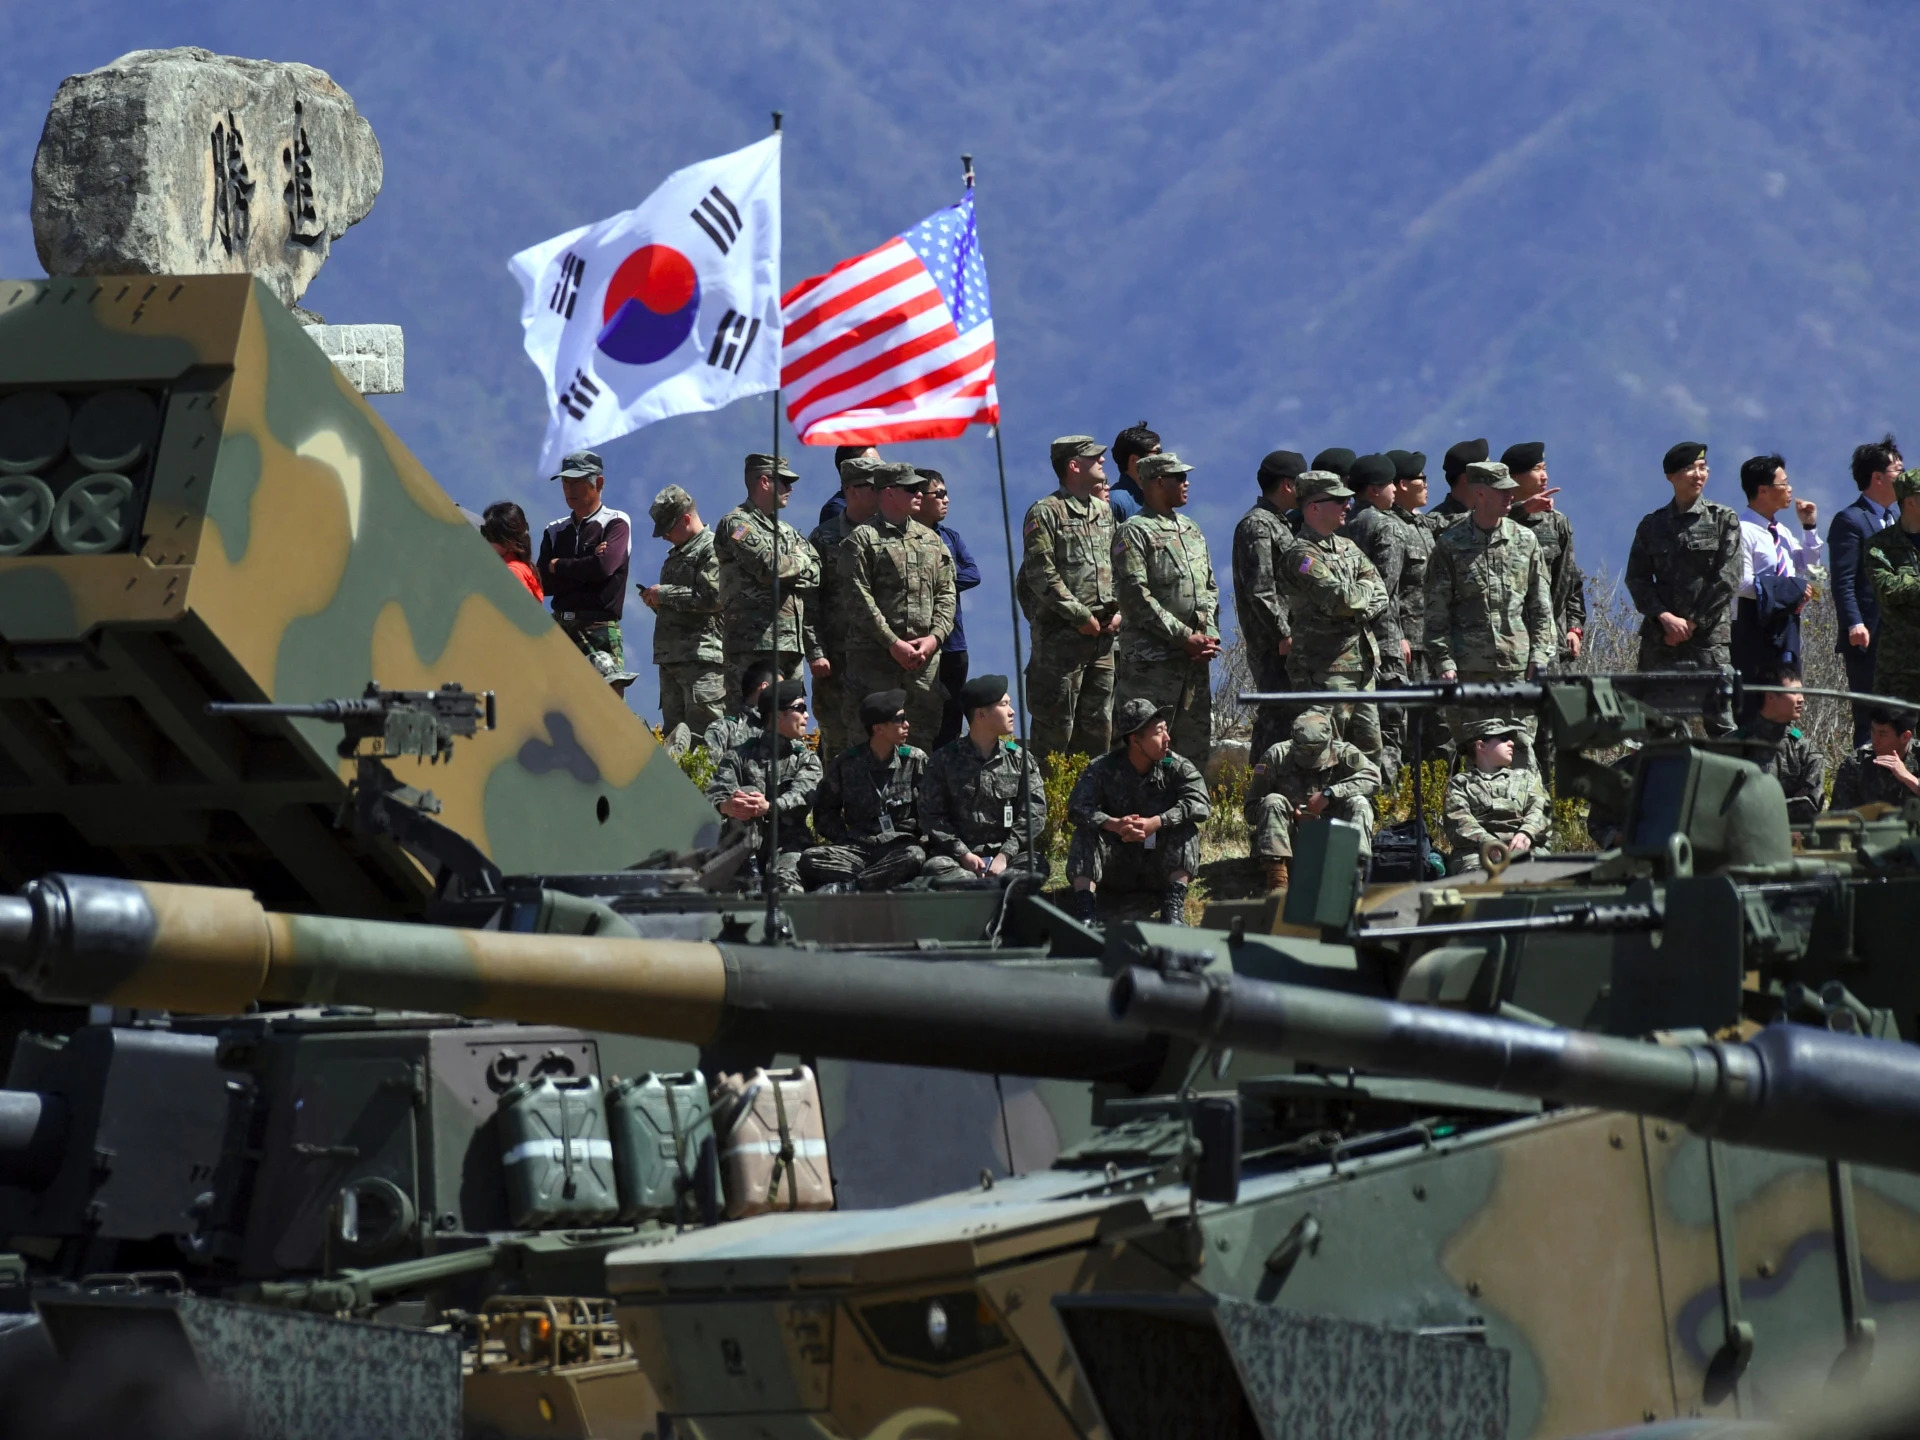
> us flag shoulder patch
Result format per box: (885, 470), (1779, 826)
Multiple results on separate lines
(1023, 517), (1040, 536)
(1298, 554), (1315, 573)
(730, 523), (752, 543)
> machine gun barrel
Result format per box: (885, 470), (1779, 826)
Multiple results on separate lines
(205, 698), (387, 721)
(1111, 964), (1920, 1174)
(0, 875), (1164, 1087)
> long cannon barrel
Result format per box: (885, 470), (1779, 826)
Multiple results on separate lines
(0, 874), (1165, 1086)
(1112, 965), (1920, 1174)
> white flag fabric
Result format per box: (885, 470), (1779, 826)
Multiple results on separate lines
(510, 134), (781, 472)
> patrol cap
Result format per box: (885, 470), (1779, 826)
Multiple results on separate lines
(759, 679), (809, 719)
(1050, 435), (1107, 463)
(1291, 710), (1336, 759)
(876, 462), (928, 489)
(959, 674), (1009, 714)
(1310, 447), (1356, 477)
(1501, 441), (1545, 472)
(1137, 452), (1194, 482)
(1663, 441), (1708, 475)
(1112, 697), (1172, 744)
(1388, 449), (1427, 481)
(1443, 438), (1489, 482)
(1296, 470), (1354, 503)
(556, 448), (604, 480)
(1350, 453), (1397, 490)
(1258, 450), (1307, 484)
(1896, 469), (1920, 503)
(1460, 715), (1523, 742)
(838, 454), (885, 488)
(1462, 460), (1516, 490)
(649, 484), (696, 537)
(860, 689), (909, 731)
(745, 452), (799, 482)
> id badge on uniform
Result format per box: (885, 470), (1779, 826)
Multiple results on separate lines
(1003, 801), (1015, 828)
(1144, 832), (1158, 850)
(878, 809), (897, 838)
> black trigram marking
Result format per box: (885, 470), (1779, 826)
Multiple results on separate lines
(705, 308), (761, 373)
(558, 367), (601, 421)
(548, 252), (584, 318)
(690, 186), (743, 254)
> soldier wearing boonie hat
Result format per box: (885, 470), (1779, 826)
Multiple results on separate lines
(1062, 697), (1210, 926)
(1861, 468), (1920, 707)
(1113, 450), (1222, 767)
(537, 448), (638, 694)
(641, 484), (723, 752)
(1243, 709), (1381, 892)
(798, 688), (932, 893)
(1443, 715), (1551, 875)
(713, 453), (824, 708)
(807, 454), (888, 757)
(1019, 436), (1121, 760)
(1283, 470), (1389, 764)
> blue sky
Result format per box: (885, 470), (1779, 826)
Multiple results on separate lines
(4, 2), (1917, 720)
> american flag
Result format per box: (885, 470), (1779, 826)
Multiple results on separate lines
(780, 190), (999, 446)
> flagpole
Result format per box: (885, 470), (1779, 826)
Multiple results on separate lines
(965, 155), (1038, 884)
(766, 107), (787, 944)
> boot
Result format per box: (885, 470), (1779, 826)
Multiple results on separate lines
(1161, 881), (1191, 926)
(1071, 887), (1099, 926)
(1263, 859), (1290, 893)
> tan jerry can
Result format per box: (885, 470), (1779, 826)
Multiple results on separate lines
(713, 1066), (833, 1218)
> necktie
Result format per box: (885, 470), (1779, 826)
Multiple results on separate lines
(1768, 522), (1788, 576)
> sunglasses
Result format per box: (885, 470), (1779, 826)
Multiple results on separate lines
(781, 701), (810, 713)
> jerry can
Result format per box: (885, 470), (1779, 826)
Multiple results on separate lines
(712, 1065), (833, 1219)
(495, 1074), (619, 1227)
(606, 1070), (720, 1224)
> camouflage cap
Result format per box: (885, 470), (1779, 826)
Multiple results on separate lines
(837, 454), (885, 488)
(1896, 469), (1920, 503)
(1460, 715), (1524, 742)
(1462, 460), (1517, 490)
(1050, 435), (1107, 463)
(1137, 452), (1194, 483)
(1112, 696), (1172, 743)
(1291, 710), (1336, 757)
(1296, 470), (1354, 503)
(555, 448), (604, 480)
(648, 484), (695, 537)
(875, 461), (927, 489)
(744, 452), (799, 482)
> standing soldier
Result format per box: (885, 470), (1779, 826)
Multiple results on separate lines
(1388, 448), (1439, 761)
(714, 453), (823, 708)
(1340, 454), (1409, 780)
(1501, 441), (1586, 665)
(1020, 436), (1120, 760)
(843, 464), (956, 742)
(1624, 442), (1741, 736)
(1114, 453), (1221, 767)
(640, 485), (723, 754)
(1233, 450), (1307, 765)
(1283, 471), (1390, 759)
(806, 455), (883, 757)
(1425, 461), (1556, 763)
(919, 674), (1047, 887)
(535, 448), (637, 692)
(1863, 468), (1920, 707)
(1428, 439), (1489, 530)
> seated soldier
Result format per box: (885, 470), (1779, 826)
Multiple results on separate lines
(704, 680), (823, 893)
(1065, 698), (1211, 927)
(703, 657), (779, 755)
(1244, 710), (1380, 892)
(920, 674), (1047, 888)
(1443, 717), (1551, 874)
(1829, 706), (1920, 812)
(799, 688), (931, 892)
(1732, 663), (1824, 821)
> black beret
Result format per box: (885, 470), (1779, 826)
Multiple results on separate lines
(958, 674), (1009, 714)
(1663, 441), (1707, 475)
(1350, 453), (1397, 489)
(1501, 441), (1545, 472)
(1388, 449), (1427, 481)
(1258, 450), (1307, 483)
(1310, 447), (1355, 478)
(1442, 438), (1490, 482)
(759, 679), (808, 719)
(859, 689), (908, 730)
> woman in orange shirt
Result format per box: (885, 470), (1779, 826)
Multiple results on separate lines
(482, 501), (544, 601)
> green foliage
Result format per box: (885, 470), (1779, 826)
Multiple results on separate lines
(651, 725), (718, 792)
(1041, 752), (1092, 863)
(1205, 763), (1249, 851)
(1378, 758), (1451, 840)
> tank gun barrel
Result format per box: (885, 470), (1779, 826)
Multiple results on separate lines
(0, 875), (1164, 1086)
(1111, 962), (1920, 1174)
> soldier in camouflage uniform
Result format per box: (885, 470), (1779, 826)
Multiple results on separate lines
(1283, 471), (1390, 759)
(703, 657), (778, 757)
(1387, 450), (1440, 759)
(1018, 436), (1120, 759)
(1065, 698), (1211, 927)
(806, 455), (884, 758)
(1501, 442), (1586, 665)
(640, 485), (723, 755)
(1863, 469), (1920, 708)
(1233, 450), (1307, 765)
(713, 454), (823, 708)
(842, 464), (956, 744)
(919, 674), (1047, 887)
(1625, 442), (1741, 736)
(1425, 461), (1557, 766)
(1829, 707), (1920, 812)
(1244, 710), (1380, 891)
(1444, 717), (1551, 874)
(1425, 438), (1487, 532)
(1732, 666), (1824, 819)
(798, 688), (930, 892)
(706, 681), (823, 893)
(1114, 452), (1221, 766)
(1340, 454), (1410, 782)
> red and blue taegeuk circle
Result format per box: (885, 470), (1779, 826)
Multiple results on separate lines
(595, 245), (699, 366)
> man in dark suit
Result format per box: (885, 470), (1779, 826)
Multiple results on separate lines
(1829, 433), (1903, 744)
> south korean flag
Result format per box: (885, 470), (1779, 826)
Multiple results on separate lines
(510, 134), (781, 473)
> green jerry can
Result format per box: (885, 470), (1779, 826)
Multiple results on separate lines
(605, 1070), (720, 1224)
(495, 1074), (620, 1228)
